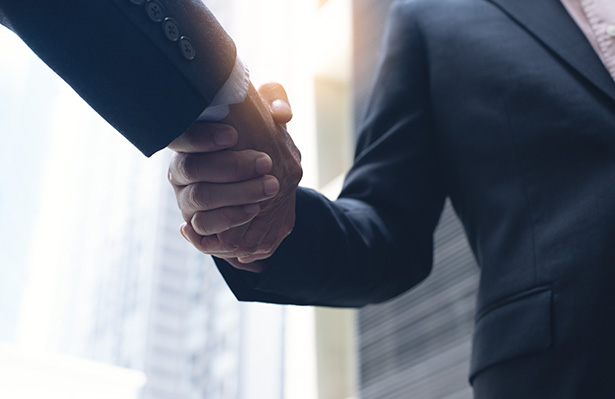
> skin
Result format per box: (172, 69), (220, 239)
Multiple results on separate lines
(168, 83), (299, 272)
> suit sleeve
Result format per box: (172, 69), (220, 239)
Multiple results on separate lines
(0, 0), (236, 156)
(214, 3), (447, 307)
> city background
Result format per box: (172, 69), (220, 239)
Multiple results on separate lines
(0, 0), (478, 398)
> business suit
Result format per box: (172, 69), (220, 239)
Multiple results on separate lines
(214, 0), (615, 397)
(0, 0), (236, 156)
(3, 0), (614, 396)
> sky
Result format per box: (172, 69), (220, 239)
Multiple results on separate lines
(0, 27), (57, 341)
(0, 26), (151, 346)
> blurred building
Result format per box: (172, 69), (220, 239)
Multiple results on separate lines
(353, 1), (479, 398)
(4, 3), (285, 398)
(12, 64), (284, 399)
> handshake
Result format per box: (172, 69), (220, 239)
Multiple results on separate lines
(167, 83), (302, 273)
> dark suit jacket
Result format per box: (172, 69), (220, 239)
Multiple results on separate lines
(0, 0), (236, 156)
(214, 0), (615, 397)
(4, 0), (615, 396)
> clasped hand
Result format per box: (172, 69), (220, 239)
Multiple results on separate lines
(168, 83), (302, 272)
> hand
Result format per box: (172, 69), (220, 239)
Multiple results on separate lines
(168, 82), (302, 272)
(169, 125), (277, 233)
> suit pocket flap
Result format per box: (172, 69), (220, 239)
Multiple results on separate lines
(470, 286), (552, 382)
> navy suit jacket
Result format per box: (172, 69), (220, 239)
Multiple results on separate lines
(3, 0), (615, 397)
(213, 0), (615, 397)
(0, 0), (236, 156)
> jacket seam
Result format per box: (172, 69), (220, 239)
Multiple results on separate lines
(504, 96), (539, 286)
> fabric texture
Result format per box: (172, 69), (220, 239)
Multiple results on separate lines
(215, 0), (615, 397)
(0, 0), (238, 156)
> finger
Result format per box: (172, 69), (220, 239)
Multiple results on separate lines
(177, 175), (280, 215)
(270, 99), (293, 125)
(185, 227), (265, 273)
(185, 221), (271, 270)
(168, 124), (237, 152)
(179, 223), (265, 272)
(236, 220), (288, 263)
(169, 150), (272, 186)
(212, 217), (271, 258)
(188, 219), (256, 257)
(237, 205), (293, 263)
(237, 253), (273, 263)
(233, 211), (275, 259)
(180, 222), (237, 254)
(196, 231), (254, 258)
(203, 216), (276, 263)
(237, 242), (277, 263)
(258, 82), (293, 124)
(225, 257), (266, 273)
(191, 204), (260, 236)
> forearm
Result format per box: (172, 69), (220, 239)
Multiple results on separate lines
(215, 187), (435, 307)
(0, 0), (236, 155)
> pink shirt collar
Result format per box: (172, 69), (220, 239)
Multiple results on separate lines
(560, 0), (615, 80)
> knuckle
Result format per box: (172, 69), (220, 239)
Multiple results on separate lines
(168, 153), (181, 184)
(184, 185), (199, 210)
(295, 146), (302, 163)
(290, 164), (303, 186)
(185, 184), (214, 211)
(196, 235), (218, 254)
(167, 167), (174, 185)
(257, 240), (275, 256)
(240, 240), (260, 256)
(221, 207), (243, 227)
(243, 149), (260, 159)
(235, 150), (260, 177)
(218, 232), (240, 252)
(173, 153), (194, 184)
(283, 153), (303, 187)
(191, 213), (210, 235)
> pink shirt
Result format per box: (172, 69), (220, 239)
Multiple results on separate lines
(560, 0), (615, 80)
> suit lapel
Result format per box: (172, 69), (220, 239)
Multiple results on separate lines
(487, 0), (615, 101)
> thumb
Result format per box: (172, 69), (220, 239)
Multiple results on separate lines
(258, 82), (293, 124)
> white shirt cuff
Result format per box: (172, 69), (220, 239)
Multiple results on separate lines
(196, 57), (250, 122)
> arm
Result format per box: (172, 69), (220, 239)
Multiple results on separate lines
(172, 3), (447, 307)
(222, 4), (446, 306)
(0, 0), (235, 155)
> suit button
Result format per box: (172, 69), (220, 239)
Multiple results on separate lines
(179, 37), (196, 60)
(129, 0), (147, 5)
(145, 0), (165, 22)
(163, 18), (180, 42)
(606, 25), (615, 38)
